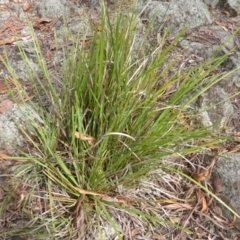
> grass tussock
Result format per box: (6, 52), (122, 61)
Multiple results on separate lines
(0, 3), (237, 239)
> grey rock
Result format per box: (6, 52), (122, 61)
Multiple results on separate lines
(213, 0), (239, 16)
(0, 9), (11, 21)
(180, 25), (234, 60)
(218, 55), (240, 96)
(212, 153), (240, 230)
(203, 0), (219, 7)
(225, 55), (240, 70)
(205, 25), (234, 51)
(224, 0), (240, 15)
(11, 236), (24, 240)
(0, 104), (43, 154)
(9, 53), (41, 82)
(198, 85), (234, 128)
(37, 0), (78, 18)
(139, 0), (212, 35)
(79, 0), (101, 8)
(179, 39), (205, 53)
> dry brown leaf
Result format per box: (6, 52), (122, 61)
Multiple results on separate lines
(214, 205), (223, 216)
(37, 18), (53, 24)
(196, 189), (208, 212)
(192, 156), (218, 182)
(208, 144), (220, 151)
(131, 228), (142, 237)
(0, 152), (8, 160)
(200, 196), (208, 212)
(0, 25), (19, 33)
(227, 145), (240, 153)
(74, 132), (96, 146)
(46, 50), (52, 59)
(221, 11), (231, 16)
(9, 25), (23, 32)
(0, 85), (9, 94)
(0, 99), (14, 113)
(192, 169), (210, 182)
(94, 25), (102, 31)
(34, 18), (53, 29)
(80, 39), (90, 48)
(170, 217), (182, 224)
(228, 213), (237, 227)
(0, 20), (22, 34)
(0, 21), (12, 33)
(160, 203), (192, 210)
(117, 196), (130, 206)
(212, 177), (222, 194)
(213, 214), (229, 224)
(23, 1), (31, 11)
(0, 38), (15, 45)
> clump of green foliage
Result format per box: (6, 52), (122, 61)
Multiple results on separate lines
(0, 3), (236, 239)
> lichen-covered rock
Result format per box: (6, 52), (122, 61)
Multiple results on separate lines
(139, 0), (212, 35)
(0, 104), (42, 154)
(217, 0), (240, 16)
(198, 85), (234, 128)
(212, 153), (240, 233)
(37, 0), (78, 18)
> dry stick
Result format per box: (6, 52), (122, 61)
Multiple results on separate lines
(191, 217), (220, 238)
(178, 202), (199, 239)
(74, 193), (85, 227)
